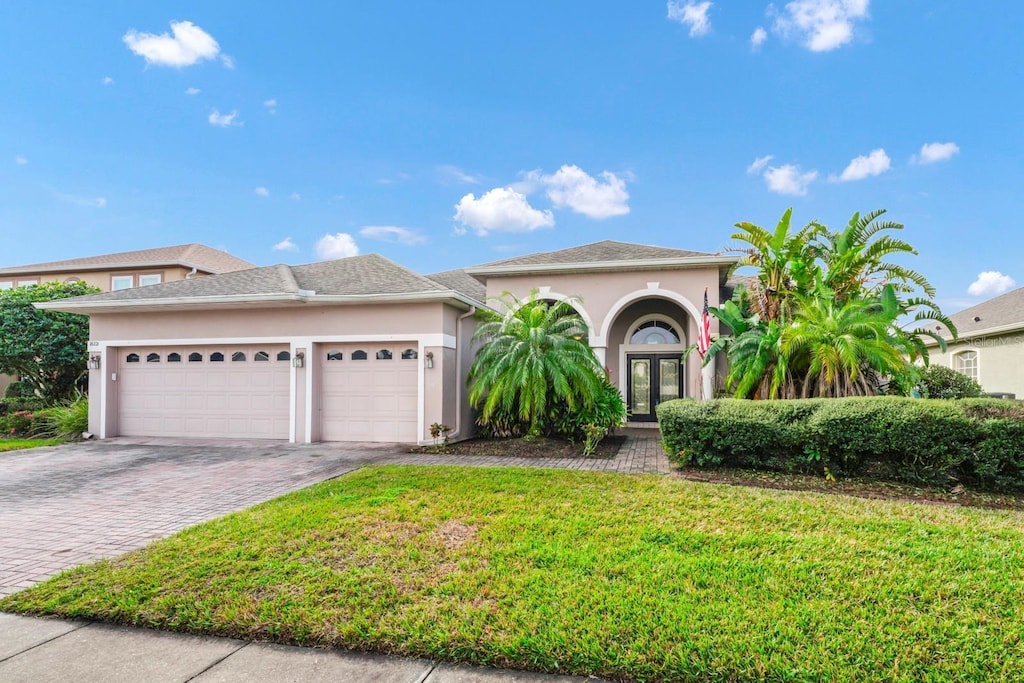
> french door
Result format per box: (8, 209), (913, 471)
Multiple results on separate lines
(626, 353), (683, 422)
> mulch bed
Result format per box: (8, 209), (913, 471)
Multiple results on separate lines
(412, 434), (626, 459)
(674, 466), (1024, 511)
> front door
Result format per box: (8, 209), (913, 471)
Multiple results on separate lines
(627, 354), (682, 422)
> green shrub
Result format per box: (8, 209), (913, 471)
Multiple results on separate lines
(0, 397), (47, 416)
(0, 410), (38, 437)
(918, 365), (983, 399)
(547, 377), (627, 442)
(4, 380), (35, 399)
(35, 395), (88, 439)
(659, 396), (1024, 490)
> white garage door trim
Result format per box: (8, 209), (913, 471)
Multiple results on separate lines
(117, 344), (291, 440)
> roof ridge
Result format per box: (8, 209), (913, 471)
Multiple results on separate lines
(276, 264), (300, 293)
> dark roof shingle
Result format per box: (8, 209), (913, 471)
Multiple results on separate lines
(471, 240), (715, 269)
(940, 286), (1024, 337)
(0, 243), (255, 276)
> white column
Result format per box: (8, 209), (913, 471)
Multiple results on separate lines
(592, 345), (607, 366)
(701, 355), (716, 401)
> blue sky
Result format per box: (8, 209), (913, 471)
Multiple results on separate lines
(2, 1), (1021, 311)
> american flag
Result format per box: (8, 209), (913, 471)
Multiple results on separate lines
(697, 287), (711, 359)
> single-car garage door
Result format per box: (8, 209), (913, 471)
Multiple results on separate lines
(118, 345), (291, 439)
(320, 343), (419, 442)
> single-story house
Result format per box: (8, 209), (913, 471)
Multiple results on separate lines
(929, 285), (1024, 399)
(40, 241), (738, 444)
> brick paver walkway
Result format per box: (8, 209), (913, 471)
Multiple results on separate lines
(0, 430), (668, 597)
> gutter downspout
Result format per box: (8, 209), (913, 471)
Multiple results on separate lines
(450, 306), (477, 440)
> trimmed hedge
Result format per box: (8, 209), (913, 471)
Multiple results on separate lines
(658, 396), (1024, 490)
(0, 397), (47, 416)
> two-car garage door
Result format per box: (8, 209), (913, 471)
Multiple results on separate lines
(118, 345), (291, 439)
(115, 342), (420, 442)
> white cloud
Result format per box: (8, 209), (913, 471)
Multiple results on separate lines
(968, 271), (1016, 298)
(437, 164), (480, 185)
(751, 26), (768, 49)
(263, 98), (277, 114)
(914, 141), (960, 165)
(185, 87), (201, 95)
(102, 76), (114, 85)
(290, 192), (301, 200)
(15, 155), (27, 166)
(315, 233), (359, 260)
(454, 187), (555, 236)
(208, 109), (241, 127)
(220, 54), (235, 69)
(255, 186), (269, 197)
(772, 0), (870, 52)
(763, 164), (818, 195)
(526, 165), (630, 219)
(746, 155), (774, 174)
(272, 237), (298, 252)
(667, 1), (713, 37)
(834, 148), (890, 182)
(358, 225), (427, 246)
(123, 20), (222, 68)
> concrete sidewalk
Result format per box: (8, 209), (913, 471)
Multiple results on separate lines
(0, 613), (597, 682)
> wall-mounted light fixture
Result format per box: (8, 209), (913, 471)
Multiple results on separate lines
(292, 351), (305, 368)
(87, 354), (101, 370)
(424, 351), (434, 369)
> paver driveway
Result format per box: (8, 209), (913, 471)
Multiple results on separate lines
(0, 439), (404, 597)
(0, 432), (668, 597)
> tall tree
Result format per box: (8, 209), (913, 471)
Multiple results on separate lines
(0, 281), (99, 401)
(468, 292), (604, 437)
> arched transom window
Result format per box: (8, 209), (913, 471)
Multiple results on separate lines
(629, 319), (681, 345)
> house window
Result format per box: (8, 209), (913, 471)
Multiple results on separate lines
(630, 320), (680, 345)
(17, 280), (38, 287)
(138, 273), (162, 287)
(0, 281), (12, 290)
(276, 351), (291, 362)
(376, 349), (393, 360)
(351, 350), (368, 360)
(255, 351), (270, 362)
(189, 352), (203, 362)
(955, 350), (979, 382)
(326, 350), (343, 361)
(168, 353), (181, 363)
(126, 353), (140, 363)
(210, 352), (225, 362)
(146, 353), (160, 363)
(111, 275), (133, 291)
(232, 352), (246, 362)
(401, 349), (418, 360)
(64, 277), (81, 283)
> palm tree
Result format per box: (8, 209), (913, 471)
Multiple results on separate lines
(467, 292), (604, 437)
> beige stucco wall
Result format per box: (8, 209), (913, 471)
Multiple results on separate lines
(1, 266), (198, 292)
(86, 301), (465, 443)
(484, 267), (722, 401)
(930, 331), (1024, 398)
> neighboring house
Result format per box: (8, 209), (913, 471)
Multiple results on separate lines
(929, 286), (1024, 399)
(40, 241), (738, 444)
(0, 244), (256, 395)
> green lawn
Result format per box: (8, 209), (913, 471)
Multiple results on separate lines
(3, 465), (1024, 682)
(0, 438), (63, 453)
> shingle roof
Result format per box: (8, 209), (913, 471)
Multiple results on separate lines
(471, 240), (715, 269)
(937, 286), (1024, 338)
(0, 243), (255, 276)
(426, 269), (487, 302)
(53, 254), (471, 306)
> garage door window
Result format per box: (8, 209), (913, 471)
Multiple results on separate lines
(277, 351), (291, 361)
(146, 353), (160, 363)
(168, 353), (181, 363)
(211, 352), (225, 362)
(126, 353), (140, 363)
(189, 352), (203, 362)
(376, 349), (393, 360)
(232, 352), (246, 362)
(255, 351), (270, 362)
(401, 349), (417, 360)
(352, 350), (367, 360)
(327, 350), (343, 361)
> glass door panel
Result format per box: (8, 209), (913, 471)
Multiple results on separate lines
(630, 358), (651, 416)
(659, 359), (680, 403)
